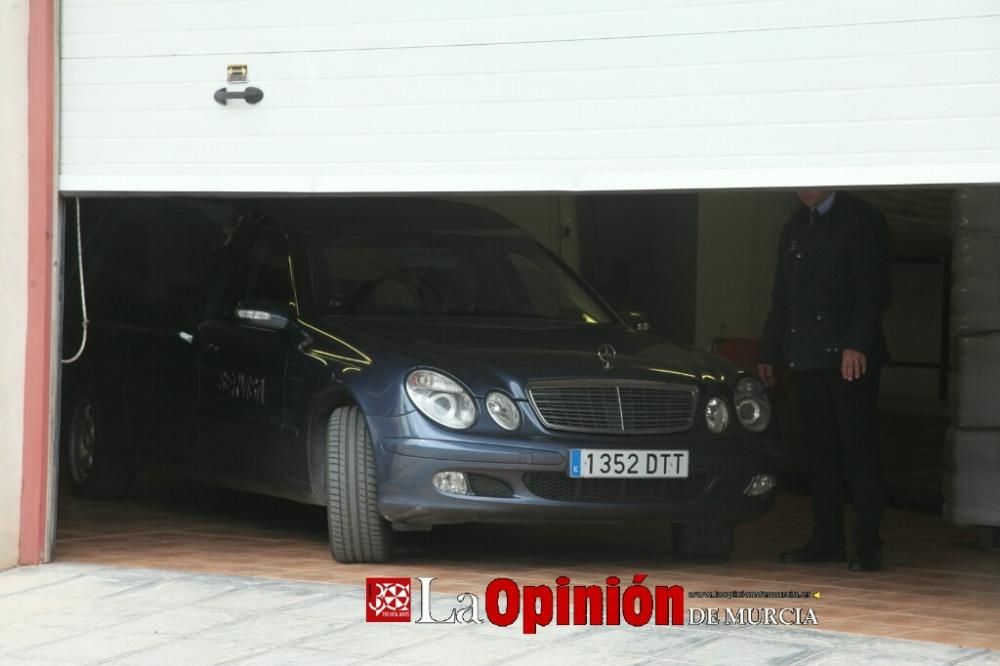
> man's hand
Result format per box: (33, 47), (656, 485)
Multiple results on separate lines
(841, 348), (867, 381)
(757, 363), (776, 387)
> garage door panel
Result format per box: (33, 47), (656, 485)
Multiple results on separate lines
(61, 48), (1000, 98)
(63, 0), (998, 34)
(61, 0), (999, 59)
(60, 21), (1000, 112)
(60, 20), (1000, 86)
(59, 2), (1000, 192)
(58, 155), (1000, 196)
(62, 12), (1000, 63)
(62, 84), (1000, 142)
(61, 50), (1000, 115)
(62, 0), (772, 26)
(61, 149), (1000, 175)
(62, 118), (1000, 167)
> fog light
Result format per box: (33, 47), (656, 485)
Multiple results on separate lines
(433, 471), (471, 496)
(744, 474), (776, 497)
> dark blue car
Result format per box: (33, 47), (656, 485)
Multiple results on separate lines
(62, 198), (778, 563)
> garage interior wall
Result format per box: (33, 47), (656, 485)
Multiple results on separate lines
(694, 191), (793, 351)
(0, 0), (30, 570)
(577, 193), (699, 345)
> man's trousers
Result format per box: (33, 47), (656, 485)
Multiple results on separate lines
(793, 366), (883, 549)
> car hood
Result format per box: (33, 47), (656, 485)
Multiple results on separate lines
(311, 316), (742, 399)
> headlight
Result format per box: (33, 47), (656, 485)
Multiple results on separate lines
(735, 377), (771, 432)
(705, 396), (729, 433)
(406, 369), (477, 429)
(486, 391), (521, 431)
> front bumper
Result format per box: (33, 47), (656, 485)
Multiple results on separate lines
(369, 414), (779, 530)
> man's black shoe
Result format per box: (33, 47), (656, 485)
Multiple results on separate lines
(779, 542), (847, 564)
(848, 546), (883, 572)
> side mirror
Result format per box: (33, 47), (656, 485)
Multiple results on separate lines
(620, 311), (651, 332)
(235, 301), (292, 331)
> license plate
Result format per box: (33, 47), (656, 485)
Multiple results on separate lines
(569, 449), (689, 478)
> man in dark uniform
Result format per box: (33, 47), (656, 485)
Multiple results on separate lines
(758, 189), (891, 572)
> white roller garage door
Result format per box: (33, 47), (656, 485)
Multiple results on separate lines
(60, 0), (1000, 194)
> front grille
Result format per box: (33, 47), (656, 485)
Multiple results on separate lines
(523, 472), (706, 503)
(527, 380), (698, 434)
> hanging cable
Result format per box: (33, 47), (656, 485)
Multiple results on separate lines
(62, 198), (88, 364)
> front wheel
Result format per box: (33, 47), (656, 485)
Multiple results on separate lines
(671, 521), (734, 560)
(326, 406), (393, 563)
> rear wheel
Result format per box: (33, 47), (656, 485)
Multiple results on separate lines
(671, 521), (734, 560)
(64, 393), (133, 499)
(326, 406), (393, 563)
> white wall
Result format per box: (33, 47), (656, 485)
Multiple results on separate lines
(60, 0), (1000, 194)
(0, 0), (29, 569)
(694, 191), (795, 351)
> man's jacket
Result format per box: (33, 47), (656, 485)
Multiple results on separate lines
(760, 192), (891, 371)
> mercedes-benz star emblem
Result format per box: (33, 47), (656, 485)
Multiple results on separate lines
(598, 344), (617, 370)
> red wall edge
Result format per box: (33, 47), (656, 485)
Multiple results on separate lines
(20, 0), (56, 565)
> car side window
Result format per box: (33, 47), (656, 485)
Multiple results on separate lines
(223, 227), (295, 316)
(145, 211), (230, 328)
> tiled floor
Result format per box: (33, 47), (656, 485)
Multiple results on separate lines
(54, 476), (1000, 650)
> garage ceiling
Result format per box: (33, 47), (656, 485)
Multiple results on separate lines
(60, 1), (1000, 194)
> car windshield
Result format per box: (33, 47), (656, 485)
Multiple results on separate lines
(305, 227), (613, 323)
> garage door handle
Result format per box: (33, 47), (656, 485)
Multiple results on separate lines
(214, 87), (264, 106)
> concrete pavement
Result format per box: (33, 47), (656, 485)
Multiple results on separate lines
(0, 563), (997, 665)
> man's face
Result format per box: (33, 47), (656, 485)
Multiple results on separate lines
(796, 189), (833, 208)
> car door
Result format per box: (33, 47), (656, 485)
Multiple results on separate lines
(142, 207), (232, 469)
(196, 223), (295, 487)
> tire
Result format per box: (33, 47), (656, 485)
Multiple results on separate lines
(326, 406), (393, 563)
(671, 521), (734, 560)
(63, 392), (134, 499)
